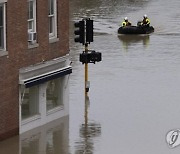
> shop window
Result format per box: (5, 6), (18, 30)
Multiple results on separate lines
(46, 78), (64, 111)
(21, 85), (39, 120)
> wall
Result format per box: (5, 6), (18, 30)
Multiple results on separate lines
(0, 0), (69, 141)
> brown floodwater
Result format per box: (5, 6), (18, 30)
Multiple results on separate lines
(1, 0), (180, 153)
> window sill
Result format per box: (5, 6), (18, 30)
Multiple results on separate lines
(49, 37), (59, 44)
(21, 114), (41, 125)
(47, 105), (64, 116)
(28, 42), (39, 49)
(0, 50), (8, 57)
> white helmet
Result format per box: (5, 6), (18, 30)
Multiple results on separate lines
(124, 17), (128, 21)
(144, 14), (147, 18)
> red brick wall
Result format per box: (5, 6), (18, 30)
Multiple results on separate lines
(0, 0), (69, 141)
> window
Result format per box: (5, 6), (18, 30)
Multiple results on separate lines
(21, 85), (39, 120)
(48, 0), (57, 38)
(0, 3), (6, 50)
(28, 0), (37, 43)
(46, 78), (64, 111)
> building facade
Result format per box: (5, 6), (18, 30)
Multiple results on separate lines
(0, 0), (71, 140)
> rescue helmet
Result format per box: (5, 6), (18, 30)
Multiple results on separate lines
(143, 14), (147, 18)
(124, 17), (128, 21)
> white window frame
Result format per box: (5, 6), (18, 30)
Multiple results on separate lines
(48, 0), (57, 39)
(0, 2), (6, 52)
(27, 0), (37, 43)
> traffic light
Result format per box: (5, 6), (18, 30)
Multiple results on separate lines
(90, 51), (101, 63)
(74, 20), (85, 44)
(86, 19), (93, 43)
(79, 50), (102, 64)
(80, 52), (90, 64)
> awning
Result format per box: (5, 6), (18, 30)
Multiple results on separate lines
(20, 66), (72, 88)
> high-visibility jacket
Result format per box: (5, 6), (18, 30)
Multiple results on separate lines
(122, 21), (131, 26)
(142, 18), (150, 25)
(122, 21), (126, 26)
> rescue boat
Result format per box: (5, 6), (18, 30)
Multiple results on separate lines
(118, 22), (154, 35)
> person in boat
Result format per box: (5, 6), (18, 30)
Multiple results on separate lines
(122, 17), (132, 27)
(141, 14), (150, 27)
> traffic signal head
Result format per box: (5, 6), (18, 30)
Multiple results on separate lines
(74, 20), (85, 44)
(86, 19), (93, 43)
(79, 50), (102, 64)
(80, 52), (90, 64)
(89, 51), (101, 63)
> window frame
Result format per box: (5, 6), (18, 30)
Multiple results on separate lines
(48, 0), (57, 39)
(27, 0), (37, 44)
(0, 2), (6, 51)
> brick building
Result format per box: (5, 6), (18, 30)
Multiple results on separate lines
(0, 0), (71, 141)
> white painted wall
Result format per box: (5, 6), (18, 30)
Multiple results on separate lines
(19, 55), (71, 134)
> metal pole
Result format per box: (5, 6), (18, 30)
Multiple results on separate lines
(85, 43), (89, 96)
(84, 96), (89, 128)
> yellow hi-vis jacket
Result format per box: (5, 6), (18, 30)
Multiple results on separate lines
(143, 18), (150, 25)
(122, 21), (131, 26)
(122, 21), (126, 26)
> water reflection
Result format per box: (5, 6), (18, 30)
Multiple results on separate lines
(0, 116), (69, 154)
(21, 116), (69, 154)
(118, 34), (150, 50)
(75, 96), (101, 154)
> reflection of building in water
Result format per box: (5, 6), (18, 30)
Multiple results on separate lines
(0, 116), (69, 154)
(118, 34), (150, 51)
(75, 97), (101, 154)
(20, 116), (69, 154)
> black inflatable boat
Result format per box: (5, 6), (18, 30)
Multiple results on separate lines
(118, 25), (154, 35)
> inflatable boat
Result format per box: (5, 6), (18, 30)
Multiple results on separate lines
(118, 25), (154, 35)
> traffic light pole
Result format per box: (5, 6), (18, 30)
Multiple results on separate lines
(74, 19), (101, 95)
(85, 43), (89, 96)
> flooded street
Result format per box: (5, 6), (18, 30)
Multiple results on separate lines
(69, 0), (180, 153)
(1, 0), (180, 153)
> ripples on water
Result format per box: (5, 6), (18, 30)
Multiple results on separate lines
(70, 0), (180, 154)
(1, 0), (180, 154)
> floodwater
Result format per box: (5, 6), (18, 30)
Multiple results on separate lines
(69, 0), (180, 153)
(1, 0), (180, 153)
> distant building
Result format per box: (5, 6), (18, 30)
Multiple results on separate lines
(0, 0), (71, 141)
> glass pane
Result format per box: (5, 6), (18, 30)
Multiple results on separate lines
(28, 1), (34, 19)
(49, 17), (53, 34)
(28, 21), (33, 31)
(0, 6), (4, 49)
(0, 28), (4, 49)
(0, 6), (3, 26)
(46, 78), (63, 111)
(48, 0), (51, 15)
(21, 86), (39, 120)
(48, 0), (54, 15)
(51, 0), (54, 14)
